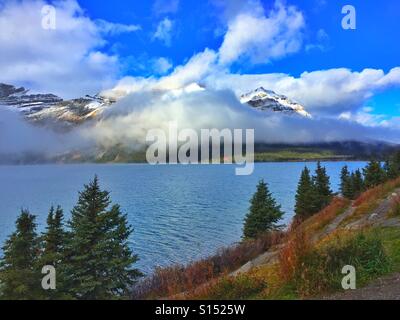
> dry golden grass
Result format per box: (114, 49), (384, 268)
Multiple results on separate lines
(342, 177), (400, 225)
(298, 197), (350, 235)
(132, 231), (284, 299)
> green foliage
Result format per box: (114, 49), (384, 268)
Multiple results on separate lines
(64, 176), (142, 299)
(243, 180), (284, 239)
(363, 160), (386, 189)
(351, 169), (365, 199)
(295, 163), (332, 220)
(203, 274), (268, 300)
(340, 166), (365, 200)
(295, 167), (317, 220)
(384, 151), (400, 179)
(340, 165), (353, 199)
(292, 233), (390, 296)
(38, 206), (70, 299)
(41, 206), (67, 266)
(0, 177), (142, 300)
(379, 227), (400, 272)
(313, 162), (333, 210)
(0, 210), (40, 300)
(253, 149), (336, 162)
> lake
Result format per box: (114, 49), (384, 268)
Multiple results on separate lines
(0, 162), (366, 274)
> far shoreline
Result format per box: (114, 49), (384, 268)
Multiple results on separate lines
(0, 158), (371, 166)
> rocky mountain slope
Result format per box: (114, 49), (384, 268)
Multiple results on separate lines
(1, 83), (311, 130)
(240, 87), (312, 118)
(0, 83), (114, 130)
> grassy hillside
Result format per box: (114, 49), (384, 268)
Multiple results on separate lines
(184, 178), (400, 300)
(132, 177), (400, 300)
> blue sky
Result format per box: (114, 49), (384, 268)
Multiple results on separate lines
(74, 0), (400, 75)
(1, 0), (400, 139)
(69, 0), (400, 118)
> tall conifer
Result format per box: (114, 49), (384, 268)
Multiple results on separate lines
(64, 176), (142, 299)
(0, 210), (40, 300)
(243, 180), (284, 239)
(313, 162), (333, 211)
(295, 167), (316, 220)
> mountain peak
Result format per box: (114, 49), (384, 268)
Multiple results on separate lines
(240, 87), (312, 118)
(0, 83), (28, 98)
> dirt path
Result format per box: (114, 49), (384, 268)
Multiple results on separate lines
(323, 273), (400, 300)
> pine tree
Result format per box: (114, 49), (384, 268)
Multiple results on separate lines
(384, 152), (400, 179)
(38, 206), (69, 299)
(294, 167), (317, 220)
(64, 176), (142, 299)
(392, 151), (400, 177)
(0, 210), (40, 300)
(243, 180), (284, 239)
(340, 165), (354, 199)
(41, 206), (66, 266)
(363, 160), (386, 188)
(351, 169), (364, 199)
(313, 162), (333, 211)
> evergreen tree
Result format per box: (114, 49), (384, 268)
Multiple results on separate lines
(313, 162), (333, 211)
(64, 176), (142, 299)
(384, 151), (400, 179)
(392, 151), (400, 177)
(41, 206), (66, 266)
(340, 165), (354, 199)
(351, 169), (364, 199)
(363, 160), (386, 188)
(243, 180), (284, 239)
(294, 167), (317, 220)
(0, 210), (40, 300)
(39, 206), (69, 299)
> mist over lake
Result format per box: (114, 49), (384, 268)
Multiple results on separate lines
(0, 162), (366, 274)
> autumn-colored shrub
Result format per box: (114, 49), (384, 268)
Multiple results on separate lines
(131, 231), (285, 299)
(354, 177), (400, 207)
(347, 177), (400, 222)
(300, 197), (349, 234)
(278, 228), (311, 283)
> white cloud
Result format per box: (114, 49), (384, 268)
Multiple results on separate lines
(153, 17), (174, 46)
(152, 57), (173, 75)
(218, 0), (304, 65)
(101, 48), (218, 100)
(94, 56), (400, 147)
(85, 87), (400, 149)
(339, 110), (388, 127)
(3, 0), (400, 152)
(206, 67), (400, 115)
(0, 109), (86, 154)
(0, 0), (140, 98)
(156, 49), (218, 90)
(95, 19), (141, 36)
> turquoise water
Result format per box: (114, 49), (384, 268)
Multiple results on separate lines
(0, 162), (366, 274)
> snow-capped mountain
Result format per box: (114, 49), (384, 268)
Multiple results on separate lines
(1, 83), (311, 130)
(240, 87), (311, 118)
(0, 83), (114, 130)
